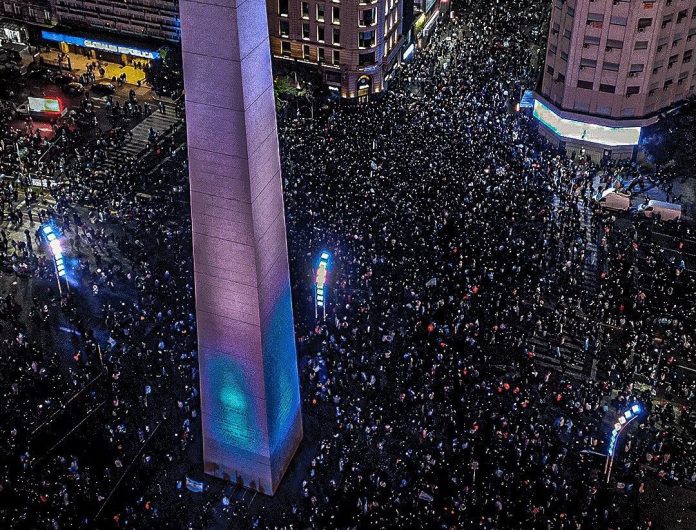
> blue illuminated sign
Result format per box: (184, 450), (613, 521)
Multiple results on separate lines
(41, 30), (160, 60)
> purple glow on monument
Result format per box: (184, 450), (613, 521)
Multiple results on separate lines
(180, 0), (302, 495)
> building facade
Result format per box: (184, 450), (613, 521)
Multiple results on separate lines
(54, 0), (181, 43)
(1, 0), (56, 44)
(538, 0), (696, 158)
(267, 0), (403, 98)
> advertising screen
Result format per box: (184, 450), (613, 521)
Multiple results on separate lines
(533, 100), (641, 147)
(28, 97), (62, 114)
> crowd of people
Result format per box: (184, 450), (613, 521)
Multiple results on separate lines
(0, 0), (694, 528)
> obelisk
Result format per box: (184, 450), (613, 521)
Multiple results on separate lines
(179, 0), (302, 494)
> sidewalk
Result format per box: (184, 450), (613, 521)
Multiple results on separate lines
(39, 50), (148, 87)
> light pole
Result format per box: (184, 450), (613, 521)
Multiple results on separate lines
(605, 403), (642, 483)
(41, 224), (67, 297)
(314, 251), (330, 320)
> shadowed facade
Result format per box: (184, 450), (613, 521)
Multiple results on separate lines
(179, 0), (302, 495)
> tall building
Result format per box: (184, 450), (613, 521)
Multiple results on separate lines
(537, 0), (696, 159)
(267, 0), (404, 99)
(54, 0), (181, 43)
(180, 0), (303, 495)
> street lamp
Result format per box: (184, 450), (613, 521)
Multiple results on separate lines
(41, 224), (67, 296)
(605, 403), (642, 483)
(314, 251), (330, 319)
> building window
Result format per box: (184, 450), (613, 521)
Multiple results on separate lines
(318, 47), (325, 63)
(602, 62), (619, 72)
(587, 13), (604, 28)
(317, 4), (325, 21)
(599, 83), (615, 93)
(626, 86), (640, 96)
(317, 26), (325, 42)
(677, 9), (688, 24)
(281, 41), (291, 56)
(332, 49), (340, 65)
(332, 6), (340, 24)
(580, 58), (597, 68)
(332, 28), (340, 45)
(301, 2), (309, 19)
(664, 79), (673, 89)
(302, 22), (310, 39)
(637, 18), (652, 32)
(577, 80), (593, 89)
(359, 51), (375, 65)
(546, 65), (554, 75)
(683, 49), (693, 63)
(661, 15), (672, 29)
(629, 63), (645, 77)
(279, 20), (290, 37)
(359, 30), (375, 48)
(359, 7), (377, 27)
(278, 0), (289, 16)
(634, 41), (649, 50)
(303, 44), (311, 59)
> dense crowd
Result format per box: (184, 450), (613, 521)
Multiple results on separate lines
(0, 0), (694, 529)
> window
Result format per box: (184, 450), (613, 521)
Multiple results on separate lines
(358, 51), (375, 65)
(634, 40), (649, 50)
(584, 35), (600, 46)
(684, 49), (693, 63)
(678, 10), (688, 24)
(638, 18), (652, 31)
(281, 41), (291, 56)
(629, 63), (645, 75)
(359, 7), (377, 27)
(664, 78), (674, 88)
(332, 49), (340, 65)
(580, 58), (597, 68)
(557, 73), (565, 82)
(332, 28), (340, 45)
(606, 39), (623, 50)
(626, 86), (640, 96)
(317, 26), (325, 42)
(602, 62), (619, 72)
(358, 30), (375, 48)
(301, 1), (309, 19)
(546, 65), (554, 75)
(661, 15), (672, 29)
(610, 16), (627, 27)
(278, 0), (289, 16)
(279, 19), (289, 37)
(302, 22), (310, 39)
(577, 80), (593, 89)
(587, 13), (604, 28)
(668, 54), (679, 68)
(318, 47), (325, 62)
(599, 83), (616, 93)
(316, 4), (325, 21)
(303, 44), (311, 59)
(332, 6), (340, 24)
(560, 51), (568, 61)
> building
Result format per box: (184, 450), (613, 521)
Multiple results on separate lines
(180, 0), (303, 495)
(0, 1), (56, 45)
(537, 0), (696, 159)
(267, 0), (404, 99)
(54, 0), (181, 43)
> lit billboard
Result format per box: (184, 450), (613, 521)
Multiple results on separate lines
(533, 100), (641, 147)
(28, 97), (62, 114)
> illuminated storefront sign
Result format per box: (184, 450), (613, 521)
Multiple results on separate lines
(41, 31), (160, 59)
(533, 100), (641, 147)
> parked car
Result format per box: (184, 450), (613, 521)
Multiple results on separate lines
(91, 82), (115, 95)
(63, 82), (84, 96)
(51, 72), (77, 86)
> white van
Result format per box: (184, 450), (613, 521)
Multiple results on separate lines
(595, 187), (631, 212)
(637, 200), (682, 221)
